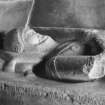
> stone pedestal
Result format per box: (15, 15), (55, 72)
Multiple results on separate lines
(0, 72), (105, 105)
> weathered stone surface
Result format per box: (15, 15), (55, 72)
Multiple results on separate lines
(0, 28), (103, 105)
(0, 72), (105, 105)
(31, 0), (105, 29)
(0, 28), (105, 105)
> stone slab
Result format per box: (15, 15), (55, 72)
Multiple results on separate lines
(0, 72), (105, 105)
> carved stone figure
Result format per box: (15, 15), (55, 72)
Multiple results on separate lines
(1, 0), (105, 105)
(0, 0), (105, 81)
(38, 29), (105, 81)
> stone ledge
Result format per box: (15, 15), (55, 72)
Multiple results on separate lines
(0, 72), (105, 105)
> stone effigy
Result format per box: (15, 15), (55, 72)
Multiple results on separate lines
(0, 0), (105, 80)
(1, 0), (105, 105)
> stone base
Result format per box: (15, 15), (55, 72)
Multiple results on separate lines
(0, 72), (105, 105)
